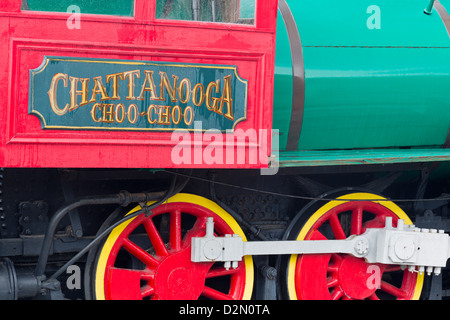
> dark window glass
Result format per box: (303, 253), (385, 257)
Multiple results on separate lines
(156, 0), (255, 25)
(22, 0), (135, 17)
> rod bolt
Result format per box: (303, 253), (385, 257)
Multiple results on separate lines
(355, 237), (369, 256)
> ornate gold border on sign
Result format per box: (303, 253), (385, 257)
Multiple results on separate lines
(29, 56), (248, 132)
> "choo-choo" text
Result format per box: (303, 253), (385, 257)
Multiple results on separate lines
(47, 70), (234, 126)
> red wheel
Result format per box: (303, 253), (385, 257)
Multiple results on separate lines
(285, 192), (423, 300)
(92, 194), (254, 300)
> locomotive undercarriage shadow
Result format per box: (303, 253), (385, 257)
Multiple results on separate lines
(0, 166), (449, 300)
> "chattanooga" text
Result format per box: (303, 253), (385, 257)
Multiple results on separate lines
(47, 70), (235, 126)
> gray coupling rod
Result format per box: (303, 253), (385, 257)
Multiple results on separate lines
(191, 217), (449, 276)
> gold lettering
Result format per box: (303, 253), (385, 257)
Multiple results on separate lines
(171, 105), (182, 125)
(48, 73), (69, 116)
(89, 76), (110, 104)
(69, 76), (90, 110)
(106, 72), (124, 100)
(115, 103), (126, 123)
(101, 104), (115, 123)
(123, 70), (140, 100)
(91, 103), (101, 122)
(138, 70), (160, 101)
(159, 72), (179, 102)
(183, 106), (194, 126)
(178, 78), (191, 104)
(147, 105), (157, 124)
(157, 106), (171, 125)
(127, 104), (138, 124)
(47, 68), (236, 126)
(216, 75), (234, 120)
(192, 83), (205, 107)
(206, 80), (220, 111)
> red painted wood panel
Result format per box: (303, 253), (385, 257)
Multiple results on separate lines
(0, 0), (277, 168)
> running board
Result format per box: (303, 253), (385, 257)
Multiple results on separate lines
(278, 148), (450, 167)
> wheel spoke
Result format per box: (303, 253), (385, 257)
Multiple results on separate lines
(170, 209), (182, 251)
(99, 197), (252, 301)
(330, 253), (343, 264)
(143, 218), (169, 257)
(206, 266), (239, 279)
(122, 238), (159, 268)
(292, 195), (420, 301)
(141, 284), (156, 298)
(379, 280), (407, 299)
(329, 214), (347, 239)
(327, 277), (339, 288)
(202, 286), (234, 300)
(368, 292), (380, 300)
(327, 254), (341, 273)
(384, 265), (403, 273)
(192, 216), (209, 233)
(183, 216), (209, 241)
(140, 270), (155, 282)
(363, 213), (389, 229)
(331, 287), (344, 300)
(351, 205), (364, 235)
(327, 264), (339, 273)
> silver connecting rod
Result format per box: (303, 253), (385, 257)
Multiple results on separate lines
(191, 217), (450, 275)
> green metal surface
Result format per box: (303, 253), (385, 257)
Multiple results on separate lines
(290, 0), (450, 47)
(300, 47), (450, 150)
(273, 14), (293, 150)
(273, 0), (450, 155)
(279, 148), (450, 167)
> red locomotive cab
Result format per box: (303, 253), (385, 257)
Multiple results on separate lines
(0, 0), (278, 169)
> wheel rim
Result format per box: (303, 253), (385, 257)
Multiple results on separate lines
(94, 194), (254, 300)
(287, 192), (424, 300)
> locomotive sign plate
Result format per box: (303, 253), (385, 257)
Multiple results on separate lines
(29, 57), (248, 132)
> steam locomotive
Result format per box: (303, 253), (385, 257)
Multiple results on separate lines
(1, 0), (450, 300)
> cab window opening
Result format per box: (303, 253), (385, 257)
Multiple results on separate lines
(21, 0), (135, 17)
(156, 0), (255, 25)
